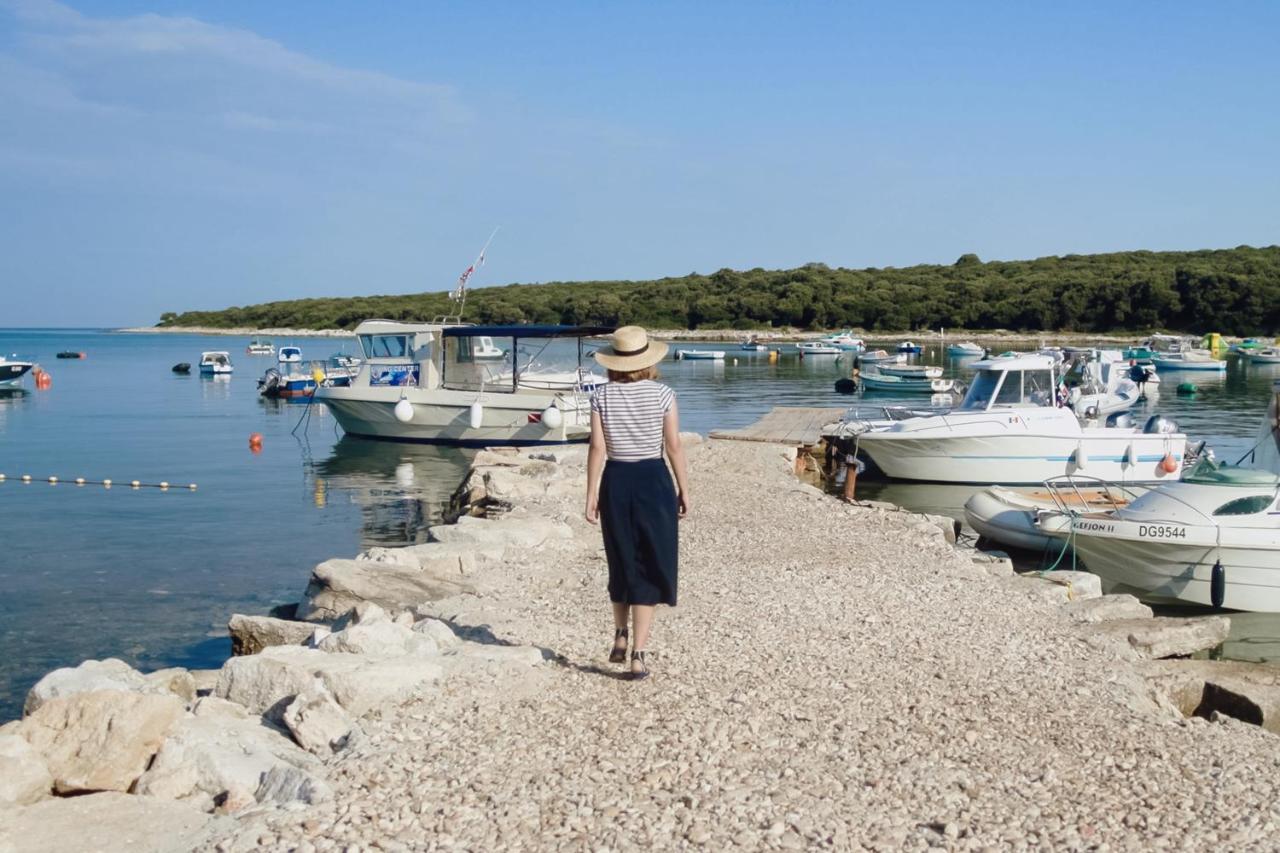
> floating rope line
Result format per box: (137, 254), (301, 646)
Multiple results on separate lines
(0, 474), (196, 490)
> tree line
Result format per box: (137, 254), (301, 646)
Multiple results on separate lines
(158, 245), (1280, 336)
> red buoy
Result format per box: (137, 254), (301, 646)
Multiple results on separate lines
(1160, 453), (1178, 473)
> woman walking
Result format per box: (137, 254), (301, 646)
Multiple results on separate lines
(585, 326), (690, 680)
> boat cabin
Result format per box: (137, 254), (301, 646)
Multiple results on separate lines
(351, 320), (612, 393)
(959, 354), (1058, 412)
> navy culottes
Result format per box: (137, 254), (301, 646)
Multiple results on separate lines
(599, 458), (679, 606)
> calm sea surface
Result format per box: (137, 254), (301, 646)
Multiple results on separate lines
(1, 329), (1276, 718)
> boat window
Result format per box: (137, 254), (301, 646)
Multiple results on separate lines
(1212, 495), (1275, 516)
(441, 336), (514, 392)
(959, 371), (1000, 410)
(1024, 370), (1054, 406)
(994, 372), (1023, 406)
(359, 334), (409, 359)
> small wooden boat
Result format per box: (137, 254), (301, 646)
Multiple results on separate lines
(676, 349), (725, 360)
(878, 363), (943, 379)
(860, 372), (955, 394)
(858, 349), (906, 364)
(796, 343), (841, 356)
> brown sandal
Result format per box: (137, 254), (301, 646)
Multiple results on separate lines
(630, 650), (650, 681)
(608, 628), (628, 664)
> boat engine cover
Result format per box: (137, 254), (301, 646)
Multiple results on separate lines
(1143, 414), (1179, 435)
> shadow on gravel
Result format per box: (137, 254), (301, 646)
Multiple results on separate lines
(438, 618), (632, 680)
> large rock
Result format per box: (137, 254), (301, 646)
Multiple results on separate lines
(1063, 593), (1154, 623)
(317, 619), (439, 657)
(227, 614), (317, 656)
(1089, 616), (1231, 659)
(24, 659), (194, 716)
(357, 539), (504, 571)
(1145, 659), (1280, 732)
(1021, 570), (1103, 604)
(215, 646), (443, 720)
(133, 698), (324, 809)
(282, 683), (356, 755)
(255, 764), (333, 806)
(0, 791), (227, 853)
(297, 558), (476, 622)
(0, 733), (52, 807)
(413, 617), (462, 649)
(426, 515), (573, 549)
(20, 690), (184, 794)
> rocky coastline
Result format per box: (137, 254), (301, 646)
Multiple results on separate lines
(3, 439), (1280, 850)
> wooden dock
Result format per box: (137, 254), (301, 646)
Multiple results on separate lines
(709, 407), (847, 446)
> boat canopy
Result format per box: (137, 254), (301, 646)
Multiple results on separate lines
(441, 325), (614, 339)
(969, 353), (1058, 372)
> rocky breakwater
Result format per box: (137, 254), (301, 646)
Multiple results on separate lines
(5, 438), (1280, 850)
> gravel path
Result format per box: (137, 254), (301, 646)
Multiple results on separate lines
(209, 440), (1280, 851)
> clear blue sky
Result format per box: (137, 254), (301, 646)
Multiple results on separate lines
(2, 0), (1277, 326)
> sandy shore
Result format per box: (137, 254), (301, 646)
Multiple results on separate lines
(4, 440), (1279, 850)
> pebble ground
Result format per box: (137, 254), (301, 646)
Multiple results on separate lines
(206, 441), (1280, 851)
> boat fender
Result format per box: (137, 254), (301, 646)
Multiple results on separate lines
(248, 432), (263, 450)
(394, 398), (415, 424)
(541, 404), (563, 429)
(1074, 442), (1088, 470)
(312, 367), (326, 385)
(1211, 559), (1226, 609)
(1122, 443), (1136, 467)
(468, 401), (483, 429)
(1160, 453), (1179, 474)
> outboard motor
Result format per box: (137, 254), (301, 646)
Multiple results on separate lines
(1106, 412), (1133, 429)
(1143, 414), (1179, 435)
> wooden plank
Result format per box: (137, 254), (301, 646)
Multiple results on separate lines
(709, 406), (846, 445)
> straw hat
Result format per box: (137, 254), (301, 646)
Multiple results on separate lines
(593, 326), (668, 371)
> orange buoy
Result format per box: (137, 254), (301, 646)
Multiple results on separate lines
(249, 432), (263, 454)
(1161, 453), (1179, 473)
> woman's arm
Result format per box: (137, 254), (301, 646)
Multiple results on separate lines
(662, 400), (691, 519)
(585, 410), (606, 524)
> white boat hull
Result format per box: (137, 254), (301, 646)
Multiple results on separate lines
(964, 489), (1057, 551)
(319, 387), (588, 446)
(1041, 517), (1280, 610)
(1150, 357), (1226, 371)
(858, 431), (1184, 484)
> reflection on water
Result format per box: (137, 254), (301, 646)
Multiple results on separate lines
(310, 438), (472, 548)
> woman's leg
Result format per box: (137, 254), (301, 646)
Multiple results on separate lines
(631, 605), (655, 675)
(609, 601), (630, 660)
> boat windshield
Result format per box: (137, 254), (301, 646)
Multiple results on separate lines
(959, 369), (1055, 411)
(359, 334), (409, 359)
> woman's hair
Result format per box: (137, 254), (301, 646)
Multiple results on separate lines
(607, 365), (659, 383)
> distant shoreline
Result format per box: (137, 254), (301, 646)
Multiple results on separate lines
(121, 325), (1204, 346)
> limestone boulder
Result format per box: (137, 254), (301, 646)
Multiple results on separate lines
(1022, 570), (1103, 604)
(24, 659), (194, 716)
(1063, 593), (1154, 623)
(0, 733), (52, 807)
(215, 646), (443, 720)
(282, 683), (357, 755)
(426, 515), (573, 549)
(256, 764), (333, 806)
(317, 619), (439, 657)
(0, 791), (228, 853)
(1089, 616), (1231, 659)
(451, 643), (545, 668)
(21, 690), (184, 794)
(297, 558), (476, 622)
(413, 617), (462, 649)
(133, 703), (324, 810)
(357, 539), (503, 571)
(1145, 659), (1280, 732)
(227, 613), (317, 656)
(969, 549), (1014, 577)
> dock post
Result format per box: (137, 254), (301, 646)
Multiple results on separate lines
(841, 453), (858, 501)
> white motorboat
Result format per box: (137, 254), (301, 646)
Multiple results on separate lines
(796, 342), (842, 356)
(1035, 383), (1280, 610)
(740, 340), (769, 351)
(496, 367), (607, 394)
(676, 349), (725, 360)
(246, 338), (275, 356)
(852, 353), (1188, 484)
(947, 342), (984, 357)
(964, 483), (1147, 552)
(897, 341), (922, 354)
(878, 363), (943, 379)
(278, 346), (303, 364)
(822, 331), (865, 352)
(1063, 350), (1153, 420)
(199, 351), (234, 375)
(315, 321), (612, 445)
(1248, 348), (1280, 365)
(0, 355), (35, 387)
(473, 336), (506, 360)
(1150, 350), (1226, 371)
(858, 349), (906, 364)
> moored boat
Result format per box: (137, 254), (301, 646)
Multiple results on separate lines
(897, 341), (922, 354)
(859, 372), (955, 394)
(796, 342), (842, 356)
(278, 346), (303, 364)
(740, 340), (769, 351)
(198, 351), (233, 375)
(877, 363), (943, 379)
(676, 349), (726, 360)
(315, 321), (612, 445)
(1150, 351), (1227, 371)
(0, 355), (35, 387)
(964, 483), (1145, 552)
(1247, 348), (1280, 365)
(947, 342), (984, 357)
(247, 338), (275, 356)
(858, 349), (906, 364)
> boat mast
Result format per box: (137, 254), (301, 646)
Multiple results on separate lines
(438, 227), (500, 324)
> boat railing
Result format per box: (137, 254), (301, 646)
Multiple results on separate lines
(1041, 473), (1226, 529)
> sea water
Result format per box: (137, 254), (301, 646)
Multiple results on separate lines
(0, 330), (1274, 718)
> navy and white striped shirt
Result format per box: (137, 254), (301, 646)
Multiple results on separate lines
(590, 380), (675, 461)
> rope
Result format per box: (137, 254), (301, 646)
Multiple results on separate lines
(1038, 515), (1078, 574)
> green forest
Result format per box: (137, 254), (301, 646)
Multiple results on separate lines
(158, 245), (1280, 336)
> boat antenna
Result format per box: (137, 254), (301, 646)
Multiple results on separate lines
(442, 227), (500, 323)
